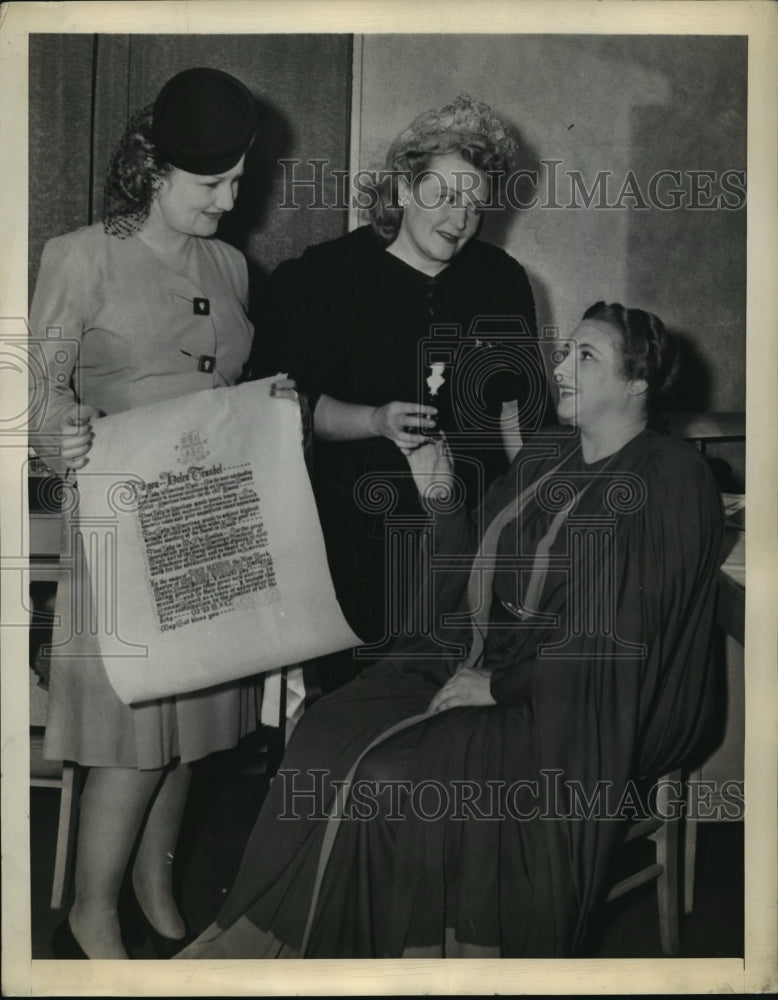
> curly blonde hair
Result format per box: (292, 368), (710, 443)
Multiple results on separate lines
(368, 95), (519, 244)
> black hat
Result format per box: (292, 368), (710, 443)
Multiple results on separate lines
(152, 67), (256, 175)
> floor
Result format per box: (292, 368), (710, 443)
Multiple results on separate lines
(30, 731), (744, 961)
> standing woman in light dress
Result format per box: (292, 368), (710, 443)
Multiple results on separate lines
(29, 68), (295, 959)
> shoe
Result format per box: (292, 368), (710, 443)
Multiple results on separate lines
(120, 887), (189, 959)
(51, 918), (88, 959)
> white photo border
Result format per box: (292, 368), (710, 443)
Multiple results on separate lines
(1, 1), (775, 995)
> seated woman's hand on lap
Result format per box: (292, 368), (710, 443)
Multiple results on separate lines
(428, 667), (496, 714)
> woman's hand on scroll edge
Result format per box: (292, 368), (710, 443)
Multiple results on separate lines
(428, 667), (496, 714)
(269, 376), (298, 401)
(60, 404), (101, 470)
(268, 376), (312, 448)
(369, 400), (437, 448)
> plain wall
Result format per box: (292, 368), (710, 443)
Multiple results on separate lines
(355, 34), (747, 414)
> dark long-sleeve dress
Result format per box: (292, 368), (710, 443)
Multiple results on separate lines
(252, 224), (553, 655)
(179, 427), (724, 958)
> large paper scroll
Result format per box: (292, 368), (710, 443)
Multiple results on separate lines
(75, 380), (360, 704)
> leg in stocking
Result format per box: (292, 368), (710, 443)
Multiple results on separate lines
(68, 765), (164, 958)
(132, 760), (192, 939)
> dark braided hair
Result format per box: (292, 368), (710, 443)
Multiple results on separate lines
(582, 301), (679, 426)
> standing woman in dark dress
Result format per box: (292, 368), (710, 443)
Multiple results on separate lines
(256, 96), (553, 679)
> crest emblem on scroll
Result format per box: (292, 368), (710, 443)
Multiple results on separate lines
(175, 430), (210, 464)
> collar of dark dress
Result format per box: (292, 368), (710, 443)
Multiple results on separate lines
(359, 224), (474, 285)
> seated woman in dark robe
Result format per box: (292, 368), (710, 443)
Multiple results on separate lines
(178, 301), (724, 959)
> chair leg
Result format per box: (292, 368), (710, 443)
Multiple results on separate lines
(684, 815), (698, 915)
(654, 774), (681, 956)
(50, 762), (80, 910)
(684, 768), (700, 914)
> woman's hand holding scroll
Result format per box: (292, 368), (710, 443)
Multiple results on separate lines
(268, 376), (298, 401)
(60, 404), (101, 470)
